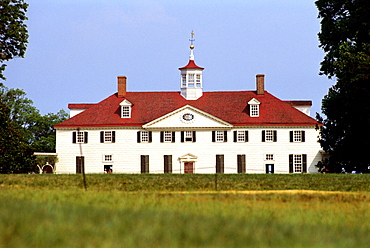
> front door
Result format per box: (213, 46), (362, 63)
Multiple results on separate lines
(266, 164), (274, 174)
(184, 162), (194, 173)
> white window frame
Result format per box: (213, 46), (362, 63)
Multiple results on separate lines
(184, 131), (193, 142)
(196, 74), (201, 87)
(120, 99), (132, 118)
(265, 154), (274, 161)
(182, 75), (187, 87)
(121, 106), (130, 118)
(140, 131), (149, 143)
(265, 130), (274, 142)
(237, 130), (246, 142)
(103, 154), (113, 163)
(293, 155), (303, 173)
(164, 131), (173, 142)
(103, 131), (113, 143)
(76, 131), (85, 143)
(216, 131), (225, 142)
(293, 130), (302, 142)
(250, 104), (259, 117)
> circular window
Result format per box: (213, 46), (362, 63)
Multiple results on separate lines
(182, 113), (194, 121)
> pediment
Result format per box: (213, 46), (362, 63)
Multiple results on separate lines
(248, 98), (260, 105)
(142, 105), (233, 129)
(179, 153), (198, 161)
(119, 99), (132, 106)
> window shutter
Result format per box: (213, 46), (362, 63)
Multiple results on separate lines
(181, 131), (184, 143)
(233, 131), (237, 142)
(290, 131), (293, 142)
(148, 131), (152, 143)
(302, 154), (307, 173)
(171, 132), (175, 143)
(224, 131), (227, 142)
(245, 131), (249, 142)
(301, 131), (305, 142)
(193, 131), (196, 142)
(72, 132), (76, 143)
(273, 130), (277, 142)
(137, 131), (141, 143)
(112, 131), (116, 143)
(289, 154), (293, 173)
(100, 131), (104, 143)
(262, 130), (265, 142)
(212, 131), (216, 142)
(84, 132), (88, 143)
(160, 131), (164, 143)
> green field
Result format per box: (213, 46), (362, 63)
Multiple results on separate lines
(0, 174), (369, 248)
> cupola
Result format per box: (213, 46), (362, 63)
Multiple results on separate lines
(179, 31), (204, 100)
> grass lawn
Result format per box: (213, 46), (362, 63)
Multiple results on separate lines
(0, 174), (369, 247)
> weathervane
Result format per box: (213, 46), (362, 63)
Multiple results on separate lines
(189, 30), (195, 50)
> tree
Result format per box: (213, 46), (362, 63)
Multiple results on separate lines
(0, 100), (35, 173)
(0, 0), (29, 80)
(316, 0), (370, 172)
(0, 83), (69, 152)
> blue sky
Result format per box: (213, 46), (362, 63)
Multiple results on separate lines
(5, 0), (334, 117)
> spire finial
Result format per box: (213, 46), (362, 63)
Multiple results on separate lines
(189, 30), (195, 50)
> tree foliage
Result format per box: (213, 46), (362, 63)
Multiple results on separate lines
(0, 0), (28, 80)
(316, 0), (370, 172)
(0, 100), (35, 173)
(0, 83), (69, 152)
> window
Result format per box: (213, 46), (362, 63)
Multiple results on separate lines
(188, 74), (194, 82)
(164, 131), (172, 142)
(265, 154), (274, 161)
(182, 75), (186, 87)
(122, 106), (130, 118)
(196, 74), (201, 87)
(137, 131), (152, 143)
(233, 130), (248, 142)
(100, 131), (116, 143)
(262, 130), (277, 142)
(248, 98), (261, 117)
(160, 131), (175, 143)
(120, 99), (132, 118)
(289, 154), (307, 173)
(103, 154), (113, 162)
(250, 105), (259, 117)
(181, 131), (196, 142)
(212, 131), (228, 142)
(73, 131), (88, 144)
(290, 131), (305, 142)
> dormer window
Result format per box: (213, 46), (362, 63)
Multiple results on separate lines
(120, 99), (132, 118)
(248, 98), (261, 117)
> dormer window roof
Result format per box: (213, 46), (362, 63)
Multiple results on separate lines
(248, 98), (260, 117)
(120, 99), (132, 118)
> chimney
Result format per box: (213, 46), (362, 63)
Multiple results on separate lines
(118, 76), (127, 97)
(256, 74), (265, 95)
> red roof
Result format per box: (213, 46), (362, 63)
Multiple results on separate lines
(68, 103), (96, 109)
(179, 60), (204, 70)
(55, 91), (320, 128)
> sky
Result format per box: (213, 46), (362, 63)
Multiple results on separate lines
(5, 0), (334, 117)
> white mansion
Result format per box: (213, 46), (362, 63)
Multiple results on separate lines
(54, 37), (322, 174)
